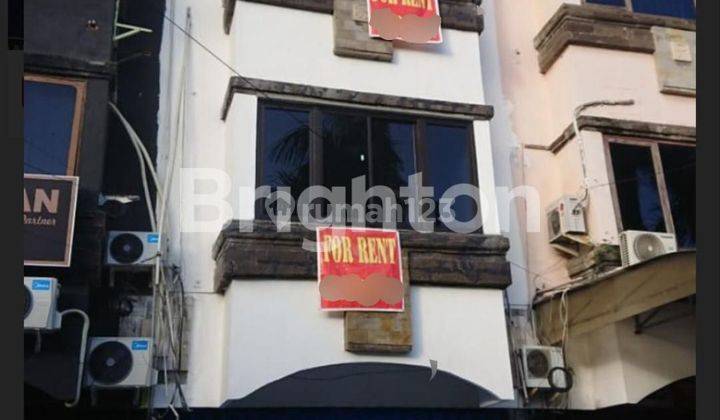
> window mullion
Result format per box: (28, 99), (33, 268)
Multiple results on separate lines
(310, 107), (323, 186)
(650, 143), (676, 234)
(366, 116), (374, 188)
(415, 119), (427, 186)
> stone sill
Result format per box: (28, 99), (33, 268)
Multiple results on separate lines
(223, 0), (484, 36)
(212, 219), (511, 293)
(534, 4), (695, 74)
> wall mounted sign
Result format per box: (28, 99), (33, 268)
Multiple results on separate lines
(24, 174), (79, 267)
(317, 227), (404, 311)
(367, 0), (442, 44)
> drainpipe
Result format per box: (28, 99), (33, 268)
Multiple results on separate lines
(572, 99), (635, 210)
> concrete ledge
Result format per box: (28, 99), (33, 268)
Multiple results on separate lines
(534, 4), (695, 74)
(212, 219), (511, 292)
(524, 116), (696, 154)
(223, 0), (484, 35)
(221, 76), (494, 120)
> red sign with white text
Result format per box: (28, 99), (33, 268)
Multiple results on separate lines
(367, 0), (442, 44)
(317, 227), (404, 312)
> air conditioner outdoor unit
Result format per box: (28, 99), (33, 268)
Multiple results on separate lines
(106, 231), (160, 267)
(24, 277), (60, 331)
(85, 337), (155, 388)
(546, 196), (588, 256)
(619, 230), (677, 267)
(520, 345), (567, 390)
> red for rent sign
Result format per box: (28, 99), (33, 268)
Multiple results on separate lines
(367, 0), (442, 44)
(317, 227), (404, 312)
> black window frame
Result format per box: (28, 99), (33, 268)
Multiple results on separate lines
(255, 99), (481, 231)
(604, 135), (696, 248)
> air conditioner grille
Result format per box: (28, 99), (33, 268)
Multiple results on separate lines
(526, 349), (550, 378)
(634, 233), (667, 261)
(548, 209), (561, 238)
(109, 233), (145, 264)
(88, 341), (134, 385)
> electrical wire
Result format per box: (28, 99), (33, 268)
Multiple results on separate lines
(152, 8), (192, 417)
(108, 102), (163, 231)
(108, 102), (163, 199)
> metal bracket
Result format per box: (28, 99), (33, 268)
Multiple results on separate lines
(113, 0), (153, 42)
(114, 22), (153, 42)
(634, 296), (695, 334)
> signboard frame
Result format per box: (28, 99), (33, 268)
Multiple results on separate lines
(23, 173), (80, 267)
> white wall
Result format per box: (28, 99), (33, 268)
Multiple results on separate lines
(223, 281), (515, 403)
(230, 3), (487, 104)
(479, 0), (531, 307)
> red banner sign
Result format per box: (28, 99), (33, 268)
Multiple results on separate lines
(317, 227), (404, 312)
(367, 0), (442, 44)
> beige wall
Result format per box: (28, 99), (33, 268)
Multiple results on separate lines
(488, 0), (696, 294)
(523, 130), (619, 291)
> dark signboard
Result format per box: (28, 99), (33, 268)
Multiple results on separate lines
(24, 174), (79, 267)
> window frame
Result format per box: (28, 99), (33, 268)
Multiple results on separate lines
(23, 73), (87, 176)
(255, 99), (480, 228)
(603, 135), (695, 242)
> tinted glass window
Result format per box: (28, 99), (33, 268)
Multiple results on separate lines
(260, 107), (310, 217)
(24, 80), (79, 175)
(371, 119), (416, 226)
(632, 0), (695, 19)
(322, 112), (368, 222)
(425, 124), (476, 225)
(660, 145), (695, 247)
(256, 102), (481, 231)
(371, 119), (415, 190)
(609, 143), (666, 232)
(585, 0), (626, 6)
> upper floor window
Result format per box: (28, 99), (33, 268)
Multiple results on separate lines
(256, 101), (480, 232)
(585, 0), (696, 20)
(606, 137), (695, 248)
(24, 74), (86, 176)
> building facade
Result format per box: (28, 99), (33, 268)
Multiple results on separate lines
(22, 0), (696, 417)
(156, 0), (515, 410)
(482, 0), (695, 411)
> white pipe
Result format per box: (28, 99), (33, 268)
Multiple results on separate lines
(108, 102), (162, 230)
(59, 309), (90, 408)
(572, 99), (635, 208)
(108, 102), (164, 205)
